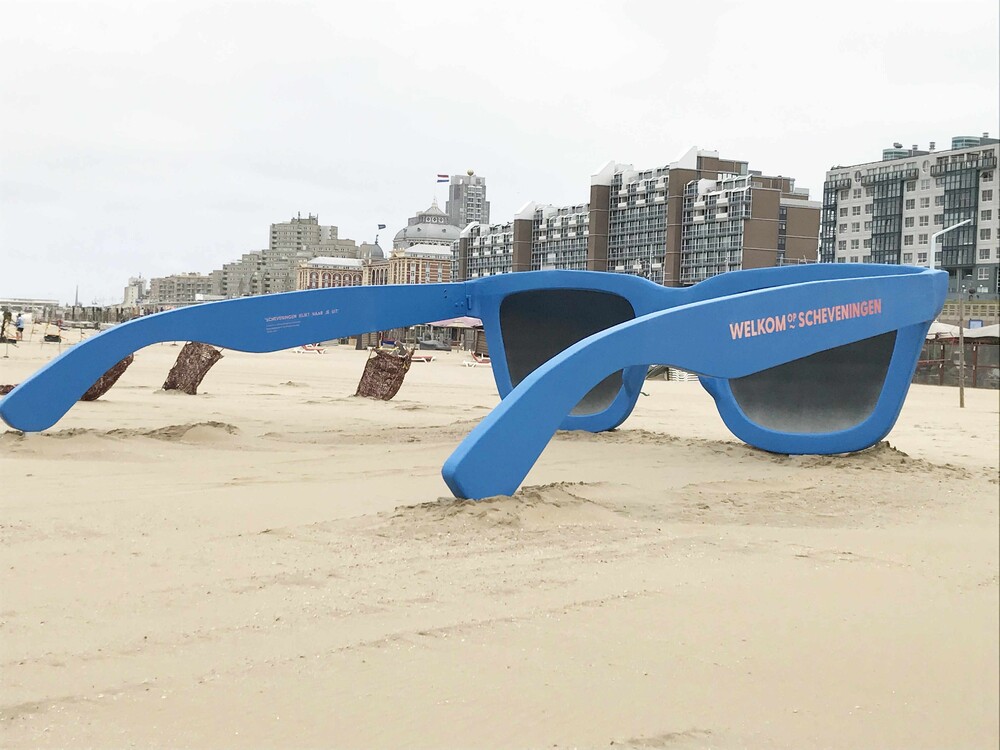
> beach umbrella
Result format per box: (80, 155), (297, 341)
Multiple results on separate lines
(426, 316), (483, 329)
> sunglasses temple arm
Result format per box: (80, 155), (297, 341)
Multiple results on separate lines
(0, 283), (468, 432)
(442, 278), (940, 500)
(443, 307), (704, 499)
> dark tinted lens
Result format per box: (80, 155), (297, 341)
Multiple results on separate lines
(500, 289), (635, 415)
(729, 331), (897, 434)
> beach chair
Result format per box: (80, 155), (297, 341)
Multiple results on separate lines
(293, 343), (326, 354)
(463, 352), (491, 368)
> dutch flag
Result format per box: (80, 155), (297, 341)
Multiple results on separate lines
(437, 174), (449, 183)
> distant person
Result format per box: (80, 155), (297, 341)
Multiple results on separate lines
(15, 312), (24, 340)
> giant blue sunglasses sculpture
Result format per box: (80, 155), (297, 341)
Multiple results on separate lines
(0, 264), (947, 499)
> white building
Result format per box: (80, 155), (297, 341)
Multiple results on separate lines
(821, 134), (999, 293)
(445, 171), (490, 228)
(392, 199), (462, 250)
(122, 276), (146, 306)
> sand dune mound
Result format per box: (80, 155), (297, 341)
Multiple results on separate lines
(120, 421), (241, 443)
(35, 421), (242, 443)
(386, 482), (632, 533)
(773, 440), (972, 478)
(261, 418), (481, 446)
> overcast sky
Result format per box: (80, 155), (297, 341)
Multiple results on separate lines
(1, 0), (997, 304)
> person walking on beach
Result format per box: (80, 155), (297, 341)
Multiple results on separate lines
(15, 312), (24, 340)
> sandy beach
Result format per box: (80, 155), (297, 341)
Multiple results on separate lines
(1, 334), (997, 749)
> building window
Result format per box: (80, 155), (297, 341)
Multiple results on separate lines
(935, 251), (942, 263)
(836, 257), (846, 263)
(984, 190), (994, 201)
(838, 240), (847, 251)
(839, 207), (848, 217)
(917, 252), (928, 263)
(850, 256), (859, 263)
(863, 255), (871, 263)
(934, 214), (943, 225)
(853, 188), (862, 198)
(906, 181), (916, 192)
(865, 187), (874, 196)
(864, 221), (872, 230)
(980, 248), (991, 260)
(982, 209), (993, 221)
(905, 199), (916, 210)
(935, 177), (945, 187)
(904, 217), (914, 228)
(981, 228), (992, 240)
(919, 197), (930, 208)
(851, 222), (860, 232)
(920, 179), (931, 190)
(864, 204), (873, 214)
(903, 252), (914, 263)
(918, 234), (928, 245)
(904, 235), (914, 246)
(983, 171), (994, 181)
(919, 216), (929, 226)
(934, 195), (945, 206)
(863, 239), (872, 248)
(979, 267), (990, 280)
(851, 205), (861, 215)
(850, 239), (860, 249)
(839, 223), (848, 232)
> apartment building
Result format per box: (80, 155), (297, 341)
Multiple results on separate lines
(147, 272), (214, 304)
(821, 134), (999, 293)
(457, 202), (590, 280)
(446, 171), (490, 228)
(681, 173), (819, 284)
(456, 147), (819, 285)
(122, 276), (147, 306)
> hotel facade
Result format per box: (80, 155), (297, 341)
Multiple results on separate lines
(821, 134), (999, 293)
(456, 147), (819, 286)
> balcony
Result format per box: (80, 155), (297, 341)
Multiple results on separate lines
(860, 168), (919, 185)
(636, 198), (646, 206)
(930, 156), (998, 176)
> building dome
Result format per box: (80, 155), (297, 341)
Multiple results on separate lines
(360, 242), (385, 261)
(392, 198), (462, 250)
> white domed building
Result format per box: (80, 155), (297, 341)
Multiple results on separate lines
(392, 198), (461, 250)
(296, 256), (364, 289)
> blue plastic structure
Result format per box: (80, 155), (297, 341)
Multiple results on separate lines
(442, 266), (945, 498)
(0, 265), (946, 499)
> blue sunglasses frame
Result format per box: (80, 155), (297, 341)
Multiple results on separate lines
(0, 264), (945, 499)
(442, 265), (945, 498)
